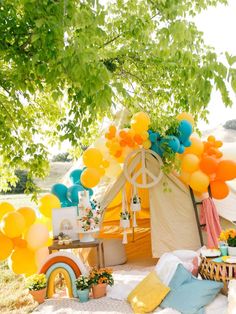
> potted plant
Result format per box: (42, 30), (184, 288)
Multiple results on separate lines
(131, 195), (141, 212)
(75, 275), (91, 302)
(26, 274), (47, 304)
(219, 229), (236, 256)
(89, 267), (114, 298)
(120, 211), (131, 228)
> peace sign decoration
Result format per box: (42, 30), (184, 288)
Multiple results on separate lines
(123, 148), (164, 189)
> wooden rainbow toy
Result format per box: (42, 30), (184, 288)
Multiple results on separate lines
(39, 252), (88, 298)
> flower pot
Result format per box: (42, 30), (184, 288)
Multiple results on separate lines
(120, 219), (130, 228)
(77, 288), (90, 302)
(29, 287), (47, 304)
(228, 246), (236, 256)
(92, 283), (107, 299)
(131, 203), (141, 212)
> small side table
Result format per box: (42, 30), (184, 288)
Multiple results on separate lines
(199, 256), (236, 295)
(48, 239), (105, 269)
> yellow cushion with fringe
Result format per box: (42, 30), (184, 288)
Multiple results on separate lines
(127, 271), (170, 313)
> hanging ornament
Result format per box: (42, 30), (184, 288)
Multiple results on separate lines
(130, 186), (141, 228)
(120, 187), (130, 244)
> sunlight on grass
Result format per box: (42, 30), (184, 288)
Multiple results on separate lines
(0, 262), (37, 313)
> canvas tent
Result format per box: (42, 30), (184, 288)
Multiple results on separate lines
(96, 149), (236, 260)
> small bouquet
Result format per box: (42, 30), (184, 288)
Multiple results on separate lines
(89, 267), (114, 286)
(75, 275), (91, 291)
(131, 195), (141, 212)
(26, 274), (47, 291)
(219, 229), (236, 247)
(79, 208), (101, 232)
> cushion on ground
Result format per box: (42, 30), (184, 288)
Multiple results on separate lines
(127, 271), (170, 314)
(160, 264), (223, 314)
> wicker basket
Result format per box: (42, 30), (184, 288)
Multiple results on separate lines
(199, 256), (236, 295)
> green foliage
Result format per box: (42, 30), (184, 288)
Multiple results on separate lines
(52, 152), (72, 162)
(25, 274), (47, 291)
(0, 0), (234, 193)
(1, 170), (35, 194)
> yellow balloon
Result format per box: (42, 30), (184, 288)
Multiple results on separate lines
(181, 154), (200, 173)
(132, 112), (150, 126)
(1, 212), (25, 238)
(176, 112), (195, 126)
(9, 248), (37, 276)
(83, 148), (103, 168)
(179, 171), (191, 185)
(37, 216), (52, 231)
(39, 194), (61, 218)
(17, 207), (36, 230)
(96, 167), (106, 176)
(143, 140), (151, 149)
(0, 232), (13, 261)
(80, 168), (101, 188)
(189, 170), (209, 193)
(26, 223), (49, 251)
(185, 137), (204, 156)
(0, 202), (15, 220)
(131, 122), (148, 133)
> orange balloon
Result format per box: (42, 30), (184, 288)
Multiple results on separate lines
(0, 232), (13, 261)
(184, 137), (204, 156)
(12, 237), (27, 248)
(189, 170), (209, 193)
(199, 156), (218, 175)
(181, 154), (200, 173)
(210, 181), (229, 200)
(80, 168), (101, 188)
(215, 160), (236, 181)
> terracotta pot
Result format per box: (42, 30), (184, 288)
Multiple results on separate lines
(29, 287), (47, 304)
(92, 283), (107, 299)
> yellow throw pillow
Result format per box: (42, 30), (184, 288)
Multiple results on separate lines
(127, 271), (170, 314)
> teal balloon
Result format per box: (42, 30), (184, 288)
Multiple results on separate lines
(183, 139), (192, 147)
(61, 200), (73, 207)
(51, 184), (68, 202)
(178, 144), (185, 154)
(85, 188), (94, 197)
(161, 136), (180, 153)
(178, 120), (192, 142)
(151, 143), (163, 157)
(67, 184), (84, 204)
(69, 169), (83, 184)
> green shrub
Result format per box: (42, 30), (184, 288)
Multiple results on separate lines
(52, 152), (72, 162)
(3, 170), (34, 194)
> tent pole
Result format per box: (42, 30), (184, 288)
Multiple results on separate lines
(189, 187), (204, 247)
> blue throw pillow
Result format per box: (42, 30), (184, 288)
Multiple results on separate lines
(161, 264), (223, 314)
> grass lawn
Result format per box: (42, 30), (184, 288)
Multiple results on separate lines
(0, 262), (37, 313)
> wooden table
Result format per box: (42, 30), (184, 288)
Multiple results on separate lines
(199, 256), (236, 295)
(48, 239), (105, 269)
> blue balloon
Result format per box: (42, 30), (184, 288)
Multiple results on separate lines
(178, 144), (185, 154)
(85, 188), (94, 197)
(151, 143), (163, 157)
(149, 132), (158, 143)
(51, 183), (68, 202)
(161, 136), (180, 153)
(67, 184), (84, 204)
(69, 169), (83, 185)
(178, 120), (192, 142)
(61, 200), (74, 207)
(182, 139), (192, 147)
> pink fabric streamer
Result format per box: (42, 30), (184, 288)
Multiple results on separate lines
(200, 197), (222, 248)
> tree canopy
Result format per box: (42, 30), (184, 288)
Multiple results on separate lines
(0, 0), (235, 195)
